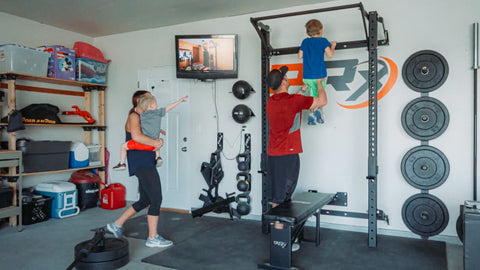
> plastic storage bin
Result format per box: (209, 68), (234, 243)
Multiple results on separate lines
(20, 140), (71, 173)
(0, 44), (50, 76)
(87, 144), (101, 166)
(76, 58), (109, 84)
(73, 42), (109, 63)
(69, 170), (100, 210)
(0, 184), (13, 209)
(22, 193), (53, 225)
(40, 45), (76, 80)
(70, 142), (89, 168)
(35, 181), (80, 218)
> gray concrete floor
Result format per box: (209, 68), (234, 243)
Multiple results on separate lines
(0, 203), (464, 270)
(0, 203), (174, 270)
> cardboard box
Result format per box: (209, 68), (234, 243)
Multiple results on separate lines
(40, 45), (76, 80)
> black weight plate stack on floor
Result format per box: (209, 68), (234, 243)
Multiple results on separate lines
(400, 50), (450, 238)
(74, 237), (129, 270)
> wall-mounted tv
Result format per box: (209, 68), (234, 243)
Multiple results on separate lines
(175, 34), (238, 80)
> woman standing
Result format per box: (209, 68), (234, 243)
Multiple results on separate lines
(106, 90), (173, 248)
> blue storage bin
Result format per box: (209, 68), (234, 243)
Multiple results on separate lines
(35, 181), (80, 219)
(76, 58), (109, 84)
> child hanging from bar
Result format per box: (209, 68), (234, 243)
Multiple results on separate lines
(113, 94), (188, 170)
(298, 19), (336, 125)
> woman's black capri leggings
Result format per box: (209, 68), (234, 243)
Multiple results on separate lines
(132, 166), (162, 216)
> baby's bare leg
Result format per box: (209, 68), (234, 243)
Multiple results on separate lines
(120, 143), (128, 164)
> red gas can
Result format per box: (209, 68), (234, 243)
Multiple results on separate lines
(101, 183), (126, 210)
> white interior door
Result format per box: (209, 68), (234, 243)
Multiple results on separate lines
(138, 66), (191, 211)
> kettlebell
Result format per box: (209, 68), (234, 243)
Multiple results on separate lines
(236, 193), (251, 216)
(236, 172), (251, 192)
(236, 152), (251, 172)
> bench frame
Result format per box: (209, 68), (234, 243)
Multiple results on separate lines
(258, 192), (335, 270)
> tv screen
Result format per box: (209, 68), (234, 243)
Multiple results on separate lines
(175, 34), (238, 80)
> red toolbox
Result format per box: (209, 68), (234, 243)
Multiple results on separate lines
(101, 183), (125, 210)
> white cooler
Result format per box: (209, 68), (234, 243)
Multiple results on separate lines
(35, 181), (80, 218)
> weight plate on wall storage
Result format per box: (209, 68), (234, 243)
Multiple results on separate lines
(401, 145), (449, 190)
(402, 193), (449, 237)
(401, 97), (449, 141)
(402, 50), (449, 92)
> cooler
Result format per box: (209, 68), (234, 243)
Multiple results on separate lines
(101, 183), (126, 210)
(70, 142), (89, 168)
(69, 170), (100, 210)
(35, 181), (80, 218)
(40, 45), (76, 80)
(0, 44), (50, 76)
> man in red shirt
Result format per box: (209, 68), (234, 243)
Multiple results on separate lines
(266, 66), (326, 208)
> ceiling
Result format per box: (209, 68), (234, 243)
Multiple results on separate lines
(0, 0), (331, 37)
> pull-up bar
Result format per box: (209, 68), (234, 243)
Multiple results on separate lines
(250, 2), (389, 55)
(253, 2), (389, 248)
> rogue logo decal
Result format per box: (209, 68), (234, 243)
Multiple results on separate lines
(273, 240), (287, 248)
(271, 56), (397, 109)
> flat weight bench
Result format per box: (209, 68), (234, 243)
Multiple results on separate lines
(258, 192), (335, 270)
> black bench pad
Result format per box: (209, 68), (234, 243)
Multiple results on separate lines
(263, 192), (335, 226)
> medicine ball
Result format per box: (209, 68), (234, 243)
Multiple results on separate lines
(232, 104), (254, 124)
(232, 80), (255, 99)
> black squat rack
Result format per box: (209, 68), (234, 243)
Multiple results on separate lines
(250, 2), (389, 247)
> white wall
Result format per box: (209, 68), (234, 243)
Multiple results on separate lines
(95, 0), (480, 239)
(2, 0), (479, 240)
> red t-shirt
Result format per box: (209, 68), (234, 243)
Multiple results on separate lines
(267, 92), (313, 156)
